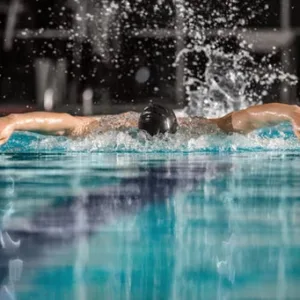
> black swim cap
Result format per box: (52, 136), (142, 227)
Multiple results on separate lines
(138, 104), (178, 136)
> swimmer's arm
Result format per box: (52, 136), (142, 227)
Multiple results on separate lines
(4, 110), (140, 136)
(6, 112), (98, 136)
(212, 103), (300, 137)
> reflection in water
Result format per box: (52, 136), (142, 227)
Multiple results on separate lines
(0, 203), (22, 300)
(0, 153), (300, 299)
(172, 154), (300, 299)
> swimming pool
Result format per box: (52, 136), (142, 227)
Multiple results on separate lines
(1, 129), (300, 299)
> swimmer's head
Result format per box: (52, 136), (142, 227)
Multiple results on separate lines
(138, 104), (178, 136)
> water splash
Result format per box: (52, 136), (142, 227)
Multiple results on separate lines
(1, 126), (300, 153)
(173, 0), (298, 117)
(66, 0), (298, 116)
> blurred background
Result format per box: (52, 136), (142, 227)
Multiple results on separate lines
(0, 0), (299, 115)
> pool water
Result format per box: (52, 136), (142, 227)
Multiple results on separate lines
(0, 130), (300, 299)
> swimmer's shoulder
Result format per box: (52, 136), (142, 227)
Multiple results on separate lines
(87, 111), (140, 133)
(178, 116), (222, 134)
(178, 112), (236, 135)
(67, 116), (100, 136)
(211, 113), (234, 134)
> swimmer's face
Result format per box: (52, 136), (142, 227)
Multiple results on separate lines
(138, 104), (178, 136)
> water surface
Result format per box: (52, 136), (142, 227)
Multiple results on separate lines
(0, 148), (299, 299)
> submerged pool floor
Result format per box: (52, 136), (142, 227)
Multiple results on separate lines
(0, 152), (299, 299)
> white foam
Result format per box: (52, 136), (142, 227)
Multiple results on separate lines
(26, 127), (300, 153)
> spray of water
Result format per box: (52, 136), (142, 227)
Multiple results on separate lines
(173, 0), (298, 117)
(66, 0), (298, 117)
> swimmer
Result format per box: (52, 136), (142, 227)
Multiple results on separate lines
(0, 102), (300, 145)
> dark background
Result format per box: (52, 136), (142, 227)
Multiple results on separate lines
(0, 0), (299, 115)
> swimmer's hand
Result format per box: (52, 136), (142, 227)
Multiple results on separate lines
(0, 116), (15, 145)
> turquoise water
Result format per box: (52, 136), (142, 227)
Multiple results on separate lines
(0, 129), (300, 299)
